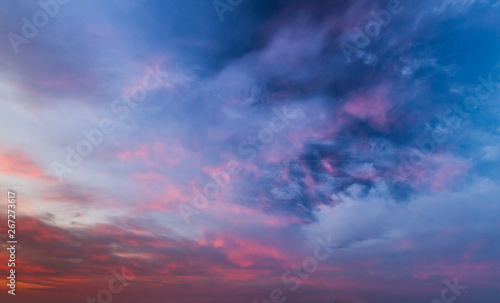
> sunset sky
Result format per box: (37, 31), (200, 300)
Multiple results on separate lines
(0, 0), (500, 302)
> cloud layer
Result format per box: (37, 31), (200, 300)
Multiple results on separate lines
(0, 0), (499, 302)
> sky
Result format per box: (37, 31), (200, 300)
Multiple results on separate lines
(0, 0), (499, 302)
